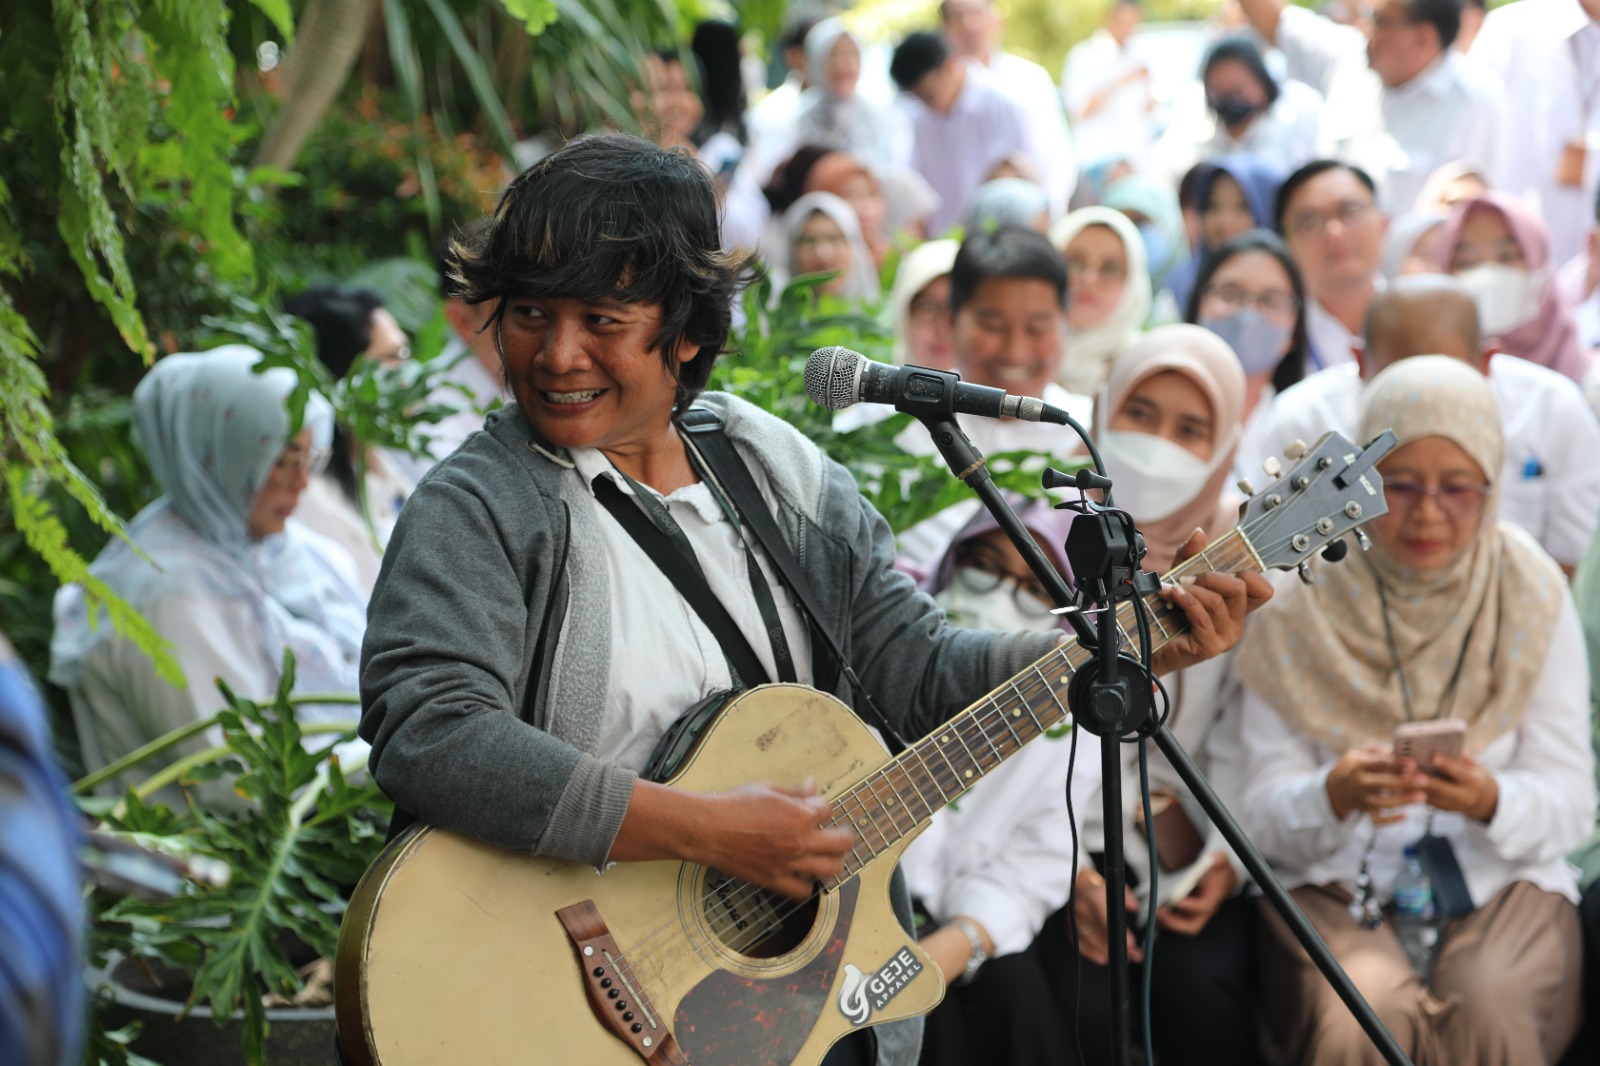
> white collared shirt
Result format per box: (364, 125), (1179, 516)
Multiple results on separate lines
(1278, 6), (1508, 214)
(572, 445), (814, 772)
(1153, 77), (1325, 185)
(1304, 296), (1365, 374)
(1471, 0), (1600, 265)
(906, 63), (1042, 236)
(1061, 28), (1154, 169)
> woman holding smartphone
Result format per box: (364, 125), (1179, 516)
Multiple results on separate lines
(1234, 356), (1594, 1064)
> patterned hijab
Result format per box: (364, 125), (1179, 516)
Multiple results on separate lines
(1234, 356), (1565, 755)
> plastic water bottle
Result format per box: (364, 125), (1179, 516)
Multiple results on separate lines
(1392, 845), (1440, 979)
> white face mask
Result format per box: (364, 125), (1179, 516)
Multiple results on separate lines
(1454, 262), (1544, 337)
(934, 574), (1060, 633)
(1096, 428), (1222, 522)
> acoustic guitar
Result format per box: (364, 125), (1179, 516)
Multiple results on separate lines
(335, 430), (1395, 1065)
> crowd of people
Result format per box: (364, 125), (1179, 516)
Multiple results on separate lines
(12, 0), (1600, 1064)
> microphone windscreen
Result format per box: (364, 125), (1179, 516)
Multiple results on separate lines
(804, 346), (865, 410)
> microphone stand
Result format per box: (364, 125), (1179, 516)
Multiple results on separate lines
(914, 412), (1413, 1066)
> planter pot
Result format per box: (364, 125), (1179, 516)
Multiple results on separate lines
(90, 957), (336, 1065)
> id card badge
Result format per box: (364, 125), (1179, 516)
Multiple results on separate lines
(1560, 139), (1588, 189)
(1414, 834), (1474, 918)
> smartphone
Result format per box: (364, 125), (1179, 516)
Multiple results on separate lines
(1393, 719), (1467, 772)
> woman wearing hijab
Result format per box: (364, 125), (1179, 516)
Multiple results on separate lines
(904, 499), (1095, 1066)
(1438, 191), (1594, 384)
(963, 178), (1051, 236)
(1102, 172), (1190, 296)
(49, 346), (368, 804)
(1036, 325), (1263, 1066)
(1380, 210), (1447, 281)
(782, 190), (880, 301)
(802, 151), (892, 265)
(1237, 356), (1592, 1064)
(888, 238), (960, 369)
(1050, 206), (1152, 394)
(790, 18), (907, 176)
(1165, 154), (1285, 313)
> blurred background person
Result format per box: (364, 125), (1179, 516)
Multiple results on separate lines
(1380, 210), (1447, 280)
(1050, 206), (1152, 394)
(789, 18), (909, 176)
(1167, 155), (1286, 312)
(1102, 171), (1190, 309)
(803, 151), (893, 266)
(1275, 160), (1384, 371)
(964, 177), (1051, 235)
(1062, 0), (1154, 176)
(889, 238), (961, 369)
(1415, 160), (1490, 215)
(782, 190), (880, 302)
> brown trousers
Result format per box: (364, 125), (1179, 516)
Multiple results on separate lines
(1257, 881), (1583, 1065)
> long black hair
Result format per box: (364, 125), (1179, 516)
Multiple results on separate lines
(1184, 229), (1310, 397)
(283, 282), (385, 504)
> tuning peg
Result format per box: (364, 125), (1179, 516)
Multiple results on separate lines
(1321, 539), (1350, 563)
(1297, 561), (1316, 585)
(1283, 439), (1309, 461)
(1236, 477), (1256, 497)
(1354, 528), (1374, 551)
(1262, 456), (1282, 478)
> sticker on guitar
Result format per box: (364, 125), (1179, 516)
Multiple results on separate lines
(837, 946), (925, 1026)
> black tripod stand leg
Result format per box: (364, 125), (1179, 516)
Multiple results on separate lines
(1150, 724), (1414, 1066)
(1100, 734), (1133, 1066)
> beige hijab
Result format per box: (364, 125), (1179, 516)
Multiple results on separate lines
(1095, 324), (1245, 573)
(1234, 356), (1565, 756)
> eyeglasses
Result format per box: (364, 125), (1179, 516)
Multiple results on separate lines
(1287, 199), (1377, 238)
(273, 446), (331, 476)
(953, 544), (1056, 617)
(1200, 284), (1301, 321)
(1066, 256), (1127, 283)
(794, 233), (849, 251)
(909, 296), (950, 325)
(1382, 479), (1493, 520)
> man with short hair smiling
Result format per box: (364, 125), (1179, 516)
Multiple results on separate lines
(1238, 0), (1507, 213)
(1242, 274), (1600, 575)
(1275, 160), (1386, 371)
(890, 31), (1041, 237)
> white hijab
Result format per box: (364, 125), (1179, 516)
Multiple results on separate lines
(50, 346), (367, 706)
(1050, 207), (1152, 395)
(792, 19), (898, 174)
(888, 238), (960, 365)
(783, 191), (881, 301)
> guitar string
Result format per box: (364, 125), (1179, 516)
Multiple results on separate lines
(608, 531), (1277, 981)
(597, 489), (1333, 987)
(603, 534), (1275, 986)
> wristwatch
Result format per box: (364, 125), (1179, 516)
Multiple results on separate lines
(948, 917), (989, 984)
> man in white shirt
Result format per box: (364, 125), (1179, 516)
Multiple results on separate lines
(895, 227), (1092, 569)
(1060, 0), (1153, 172)
(939, 0), (1077, 218)
(1239, 0), (1507, 214)
(1275, 160), (1383, 371)
(1244, 275), (1600, 575)
(890, 32), (1043, 238)
(1470, 0), (1600, 266)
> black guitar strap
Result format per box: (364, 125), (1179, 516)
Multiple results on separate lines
(677, 407), (907, 755)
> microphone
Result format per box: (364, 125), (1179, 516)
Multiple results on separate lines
(804, 346), (1071, 424)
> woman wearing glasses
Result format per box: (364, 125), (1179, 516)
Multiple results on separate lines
(50, 346), (368, 807)
(1236, 356), (1593, 1064)
(1049, 207), (1153, 395)
(1183, 229), (1311, 479)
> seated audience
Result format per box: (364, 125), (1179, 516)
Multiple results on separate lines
(1438, 191), (1593, 385)
(1244, 275), (1600, 574)
(963, 178), (1050, 235)
(1380, 210), (1447, 281)
(1275, 160), (1382, 371)
(1036, 324), (1261, 1066)
(889, 238), (960, 369)
(1, 632), (82, 1066)
(891, 31), (1042, 237)
(1101, 172), (1189, 300)
(1236, 356), (1594, 1065)
(1167, 155), (1285, 314)
(905, 500), (1093, 1066)
(1061, 0), (1153, 175)
(1416, 160), (1489, 215)
(49, 347), (367, 803)
(1154, 34), (1322, 182)
(284, 283), (417, 593)
(803, 151), (892, 265)
(1183, 230), (1309, 468)
(1050, 207), (1151, 394)
(787, 18), (908, 177)
(781, 191), (879, 301)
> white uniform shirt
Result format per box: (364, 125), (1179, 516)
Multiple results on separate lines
(1241, 596), (1595, 906)
(1277, 6), (1508, 214)
(1471, 0), (1600, 266)
(1153, 78), (1324, 184)
(906, 64), (1043, 236)
(572, 445), (814, 772)
(1239, 357), (1600, 568)
(1061, 29), (1153, 169)
(981, 51), (1079, 217)
(1305, 296), (1366, 373)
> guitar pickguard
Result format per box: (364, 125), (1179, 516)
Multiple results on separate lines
(674, 879), (859, 1065)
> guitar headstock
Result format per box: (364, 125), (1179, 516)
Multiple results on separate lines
(1237, 430), (1398, 578)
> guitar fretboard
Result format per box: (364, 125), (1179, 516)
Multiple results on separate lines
(821, 526), (1263, 888)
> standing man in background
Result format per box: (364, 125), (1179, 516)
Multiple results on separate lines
(1061, 0), (1154, 175)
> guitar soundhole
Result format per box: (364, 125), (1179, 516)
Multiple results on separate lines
(701, 869), (820, 959)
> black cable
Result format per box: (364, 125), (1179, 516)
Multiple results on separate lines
(1064, 717), (1087, 1066)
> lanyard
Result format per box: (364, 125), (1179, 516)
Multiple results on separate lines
(600, 458), (797, 687)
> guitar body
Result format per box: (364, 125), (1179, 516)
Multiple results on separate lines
(336, 684), (943, 1065)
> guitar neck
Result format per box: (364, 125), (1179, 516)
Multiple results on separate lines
(822, 526), (1264, 888)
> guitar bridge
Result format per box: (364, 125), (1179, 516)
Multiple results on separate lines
(556, 900), (688, 1065)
